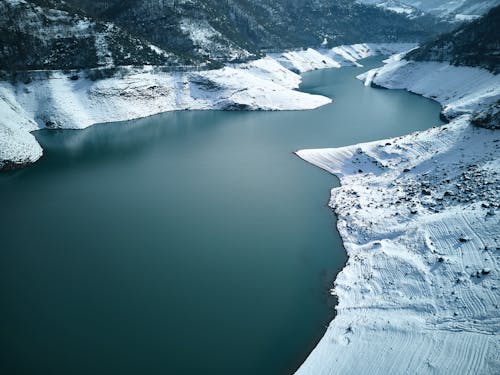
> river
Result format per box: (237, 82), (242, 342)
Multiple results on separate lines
(0, 56), (443, 375)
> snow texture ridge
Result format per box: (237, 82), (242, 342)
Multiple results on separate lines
(296, 56), (499, 374)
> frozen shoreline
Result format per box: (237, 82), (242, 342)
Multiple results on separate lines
(0, 43), (413, 170)
(296, 58), (499, 374)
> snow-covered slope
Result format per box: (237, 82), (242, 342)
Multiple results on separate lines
(325, 43), (416, 68)
(452, 0), (500, 19)
(0, 88), (41, 170)
(0, 43), (412, 170)
(406, 6), (500, 74)
(67, 0), (444, 59)
(0, 59), (328, 170)
(179, 18), (252, 61)
(0, 0), (176, 70)
(358, 0), (500, 18)
(296, 56), (499, 374)
(368, 0), (424, 18)
(271, 44), (415, 73)
(359, 57), (500, 118)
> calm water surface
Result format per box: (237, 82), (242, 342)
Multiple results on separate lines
(0, 57), (443, 375)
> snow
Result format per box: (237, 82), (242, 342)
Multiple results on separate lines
(358, 0), (499, 18)
(238, 57), (303, 89)
(454, 14), (481, 21)
(0, 43), (410, 170)
(0, 56), (329, 169)
(0, 85), (42, 170)
(383, 5), (413, 14)
(5, 0), (26, 5)
(149, 44), (171, 58)
(375, 1), (417, 16)
(4, 0), (96, 40)
(325, 43), (416, 68)
(95, 30), (114, 67)
(180, 18), (220, 48)
(296, 57), (499, 374)
(271, 43), (415, 73)
(358, 58), (500, 118)
(179, 18), (251, 61)
(271, 48), (342, 73)
(4, 62), (330, 132)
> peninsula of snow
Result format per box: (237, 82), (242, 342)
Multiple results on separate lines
(296, 56), (499, 374)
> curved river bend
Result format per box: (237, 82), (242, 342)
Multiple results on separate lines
(0, 57), (443, 375)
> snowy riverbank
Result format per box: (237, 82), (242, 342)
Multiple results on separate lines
(0, 43), (413, 170)
(296, 58), (499, 374)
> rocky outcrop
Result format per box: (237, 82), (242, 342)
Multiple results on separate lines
(471, 100), (500, 129)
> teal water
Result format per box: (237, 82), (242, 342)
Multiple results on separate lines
(0, 57), (443, 375)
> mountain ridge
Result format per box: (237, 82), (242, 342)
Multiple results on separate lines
(0, 0), (449, 71)
(406, 5), (500, 73)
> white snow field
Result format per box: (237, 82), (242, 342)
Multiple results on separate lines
(0, 43), (411, 170)
(296, 58), (499, 374)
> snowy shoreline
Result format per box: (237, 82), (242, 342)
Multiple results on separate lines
(295, 57), (499, 374)
(0, 43), (413, 170)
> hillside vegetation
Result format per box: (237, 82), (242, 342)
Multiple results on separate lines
(0, 0), (449, 71)
(407, 5), (500, 73)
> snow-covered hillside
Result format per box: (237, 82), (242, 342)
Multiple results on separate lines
(179, 18), (252, 61)
(0, 89), (42, 171)
(272, 43), (415, 73)
(0, 43), (413, 170)
(359, 57), (500, 117)
(67, 0), (444, 58)
(369, 0), (424, 18)
(295, 53), (499, 374)
(0, 59), (326, 170)
(359, 0), (500, 19)
(0, 0), (176, 70)
(406, 5), (500, 74)
(452, 0), (500, 19)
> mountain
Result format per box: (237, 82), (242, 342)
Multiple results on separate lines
(357, 0), (500, 19)
(356, 0), (423, 18)
(406, 5), (500, 73)
(0, 0), (448, 71)
(68, 0), (446, 58)
(0, 0), (181, 71)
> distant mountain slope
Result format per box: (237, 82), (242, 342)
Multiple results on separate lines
(358, 0), (500, 18)
(451, 0), (500, 18)
(67, 0), (447, 62)
(362, 0), (424, 18)
(0, 0), (179, 71)
(406, 5), (500, 73)
(1, 0), (448, 71)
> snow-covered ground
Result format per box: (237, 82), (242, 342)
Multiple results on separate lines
(179, 18), (252, 61)
(0, 43), (412, 170)
(358, 0), (499, 18)
(296, 57), (499, 374)
(359, 56), (500, 118)
(271, 43), (415, 73)
(0, 89), (42, 170)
